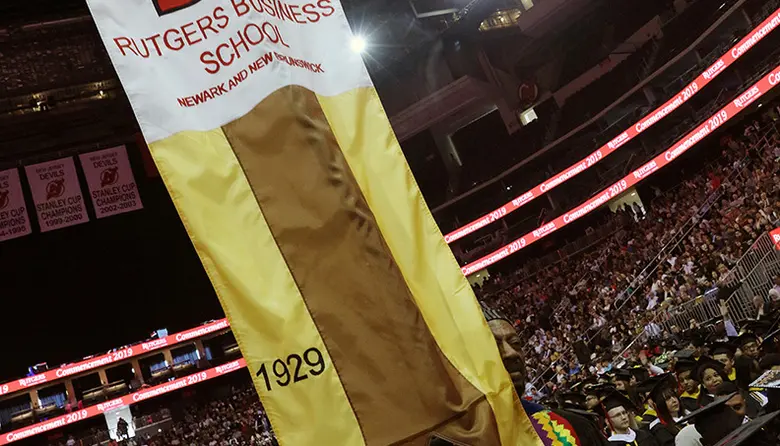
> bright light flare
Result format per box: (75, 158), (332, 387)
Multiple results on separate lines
(350, 36), (367, 53)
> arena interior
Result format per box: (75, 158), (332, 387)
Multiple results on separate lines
(1, 0), (780, 445)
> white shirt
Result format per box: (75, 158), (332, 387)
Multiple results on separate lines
(675, 425), (702, 446)
(609, 429), (636, 443)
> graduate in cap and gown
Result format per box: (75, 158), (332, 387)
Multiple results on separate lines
(674, 355), (701, 413)
(480, 302), (609, 446)
(596, 391), (659, 446)
(709, 411), (780, 446)
(674, 393), (745, 446)
(693, 358), (731, 407)
(614, 369), (642, 408)
(734, 332), (765, 392)
(644, 374), (689, 446)
(710, 342), (737, 382)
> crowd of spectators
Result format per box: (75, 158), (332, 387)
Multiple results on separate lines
(52, 383), (278, 446)
(131, 385), (275, 446)
(475, 110), (780, 397)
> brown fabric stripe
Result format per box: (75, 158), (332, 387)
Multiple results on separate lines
(222, 85), (502, 446)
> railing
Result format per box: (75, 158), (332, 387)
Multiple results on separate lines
(527, 130), (773, 385)
(74, 408), (172, 445)
(648, 231), (780, 337)
(724, 232), (780, 321)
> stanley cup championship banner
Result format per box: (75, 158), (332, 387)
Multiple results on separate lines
(0, 168), (32, 242)
(79, 146), (144, 219)
(86, 1), (537, 445)
(25, 157), (90, 233)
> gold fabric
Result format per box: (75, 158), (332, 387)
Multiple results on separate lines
(147, 86), (540, 445)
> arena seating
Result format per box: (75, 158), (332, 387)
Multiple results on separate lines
(475, 106), (780, 389)
(49, 380), (277, 446)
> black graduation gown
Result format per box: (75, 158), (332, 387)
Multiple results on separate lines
(649, 420), (681, 446)
(607, 429), (660, 446)
(680, 391), (702, 412)
(698, 392), (716, 408)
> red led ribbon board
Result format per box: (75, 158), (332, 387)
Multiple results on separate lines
(444, 8), (780, 244)
(461, 64), (780, 275)
(772, 227), (780, 250)
(0, 319), (229, 399)
(0, 359), (247, 445)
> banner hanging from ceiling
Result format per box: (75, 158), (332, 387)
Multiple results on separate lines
(79, 145), (144, 218)
(25, 157), (89, 233)
(0, 168), (32, 242)
(85, 0), (536, 445)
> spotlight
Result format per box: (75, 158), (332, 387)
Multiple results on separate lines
(350, 36), (366, 54)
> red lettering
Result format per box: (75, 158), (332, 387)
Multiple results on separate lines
(133, 38), (151, 58)
(261, 0), (276, 17)
(214, 6), (230, 29)
(200, 51), (221, 74)
(318, 0), (335, 16)
(147, 34), (163, 57)
(288, 5), (306, 23)
(278, 2), (293, 21)
(302, 4), (320, 22)
(113, 37), (137, 56)
(244, 23), (264, 45)
(196, 15), (219, 39)
(231, 0), (250, 16)
(181, 22), (202, 45)
(217, 42), (236, 68)
(164, 29), (185, 51)
(230, 30), (250, 58)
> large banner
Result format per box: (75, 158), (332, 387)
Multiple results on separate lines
(0, 168), (32, 242)
(86, 1), (535, 445)
(79, 146), (144, 218)
(25, 157), (89, 232)
(772, 227), (780, 250)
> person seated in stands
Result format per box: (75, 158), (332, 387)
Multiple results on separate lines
(481, 303), (608, 446)
(710, 342), (737, 381)
(674, 357), (700, 413)
(693, 358), (730, 407)
(595, 390), (659, 446)
(714, 381), (764, 422)
(645, 374), (689, 446)
(674, 393), (748, 446)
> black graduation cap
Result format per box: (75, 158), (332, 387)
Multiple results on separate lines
(647, 374), (677, 397)
(674, 358), (698, 375)
(760, 328), (780, 351)
(676, 393), (737, 425)
(693, 357), (727, 383)
(758, 353), (780, 370)
(739, 320), (773, 336)
(712, 410), (780, 446)
(594, 390), (637, 419)
(613, 369), (632, 383)
(589, 383), (617, 396)
(629, 365), (649, 382)
(639, 373), (677, 403)
(737, 332), (760, 348)
(674, 349), (696, 360)
(558, 392), (587, 410)
(710, 341), (737, 358)
(571, 377), (598, 393)
(690, 334), (707, 348)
